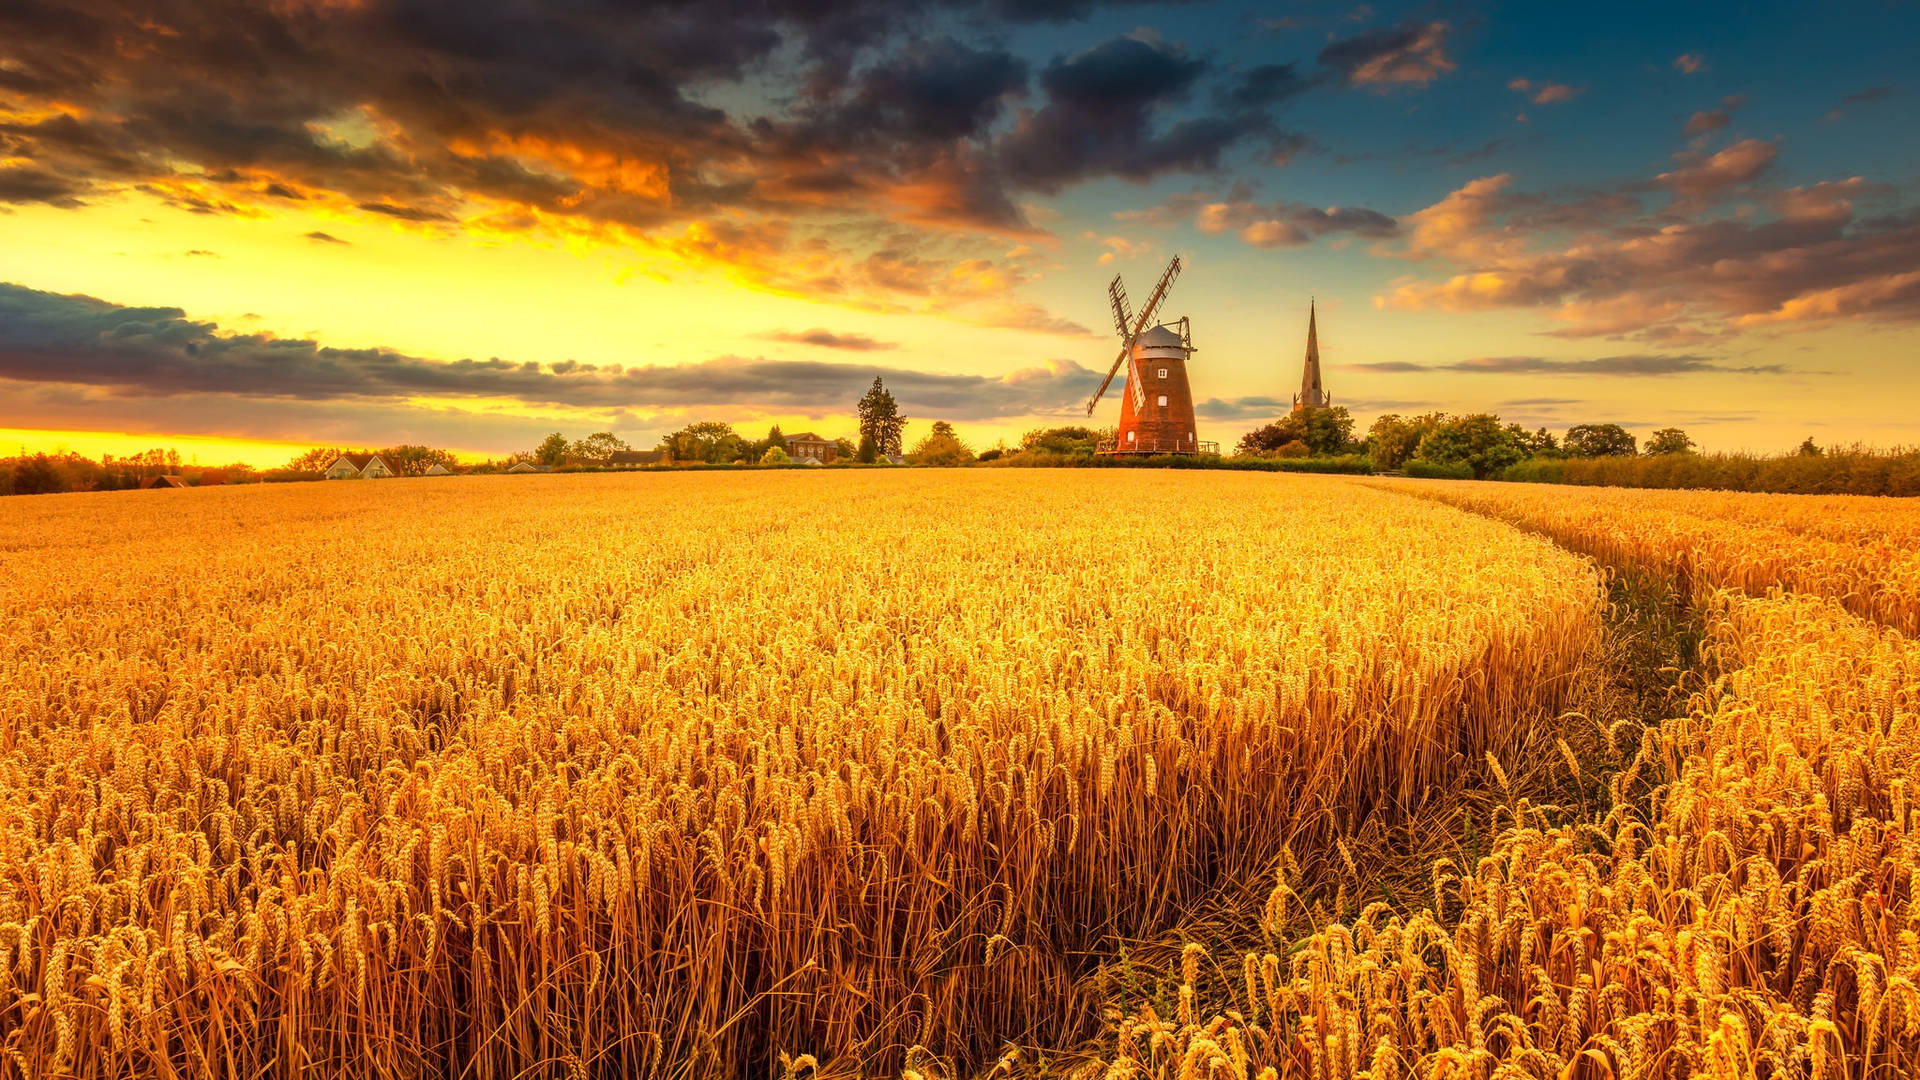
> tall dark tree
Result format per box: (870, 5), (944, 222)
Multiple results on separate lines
(857, 378), (906, 455)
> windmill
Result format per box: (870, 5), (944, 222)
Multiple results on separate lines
(1086, 255), (1204, 454)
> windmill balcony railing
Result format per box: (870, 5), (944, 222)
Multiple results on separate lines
(1097, 437), (1220, 456)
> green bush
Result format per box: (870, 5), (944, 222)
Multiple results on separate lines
(1404, 459), (1475, 480)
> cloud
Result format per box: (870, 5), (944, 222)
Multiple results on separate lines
(1375, 156), (1920, 339)
(1825, 85), (1892, 123)
(1654, 138), (1778, 202)
(1224, 63), (1312, 109)
(0, 282), (1101, 419)
(0, 0), (1240, 310)
(305, 231), (350, 245)
(763, 328), (898, 351)
(1197, 197), (1399, 248)
(0, 162), (89, 207)
(996, 35), (1270, 193)
(1318, 21), (1455, 89)
(1673, 53), (1705, 75)
(1683, 95), (1745, 137)
(1120, 186), (1399, 249)
(1508, 78), (1580, 106)
(1350, 354), (1787, 376)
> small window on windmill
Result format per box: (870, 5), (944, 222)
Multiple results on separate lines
(1157, 394), (1168, 407)
(1127, 431), (1136, 443)
(1158, 368), (1167, 378)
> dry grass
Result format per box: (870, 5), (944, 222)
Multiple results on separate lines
(0, 472), (1602, 1078)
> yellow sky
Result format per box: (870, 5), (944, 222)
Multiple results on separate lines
(3, 184), (1914, 466)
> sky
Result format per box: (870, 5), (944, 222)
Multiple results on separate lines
(1, 0), (1916, 466)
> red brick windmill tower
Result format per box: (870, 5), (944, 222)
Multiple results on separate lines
(1087, 255), (1203, 454)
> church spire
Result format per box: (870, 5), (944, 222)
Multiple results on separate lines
(1295, 298), (1328, 411)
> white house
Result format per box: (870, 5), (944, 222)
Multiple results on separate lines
(505, 461), (545, 474)
(324, 453), (395, 479)
(424, 463), (451, 476)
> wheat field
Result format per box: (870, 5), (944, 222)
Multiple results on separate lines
(0, 472), (1601, 1078)
(2, 471), (1914, 1079)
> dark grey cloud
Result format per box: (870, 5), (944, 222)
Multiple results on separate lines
(1224, 63), (1313, 110)
(1684, 95), (1745, 137)
(763, 328), (898, 351)
(1842, 86), (1891, 106)
(1351, 354), (1789, 376)
(0, 0), (1246, 243)
(997, 35), (1274, 192)
(305, 231), (350, 245)
(1316, 20), (1454, 89)
(0, 162), (88, 207)
(0, 282), (1098, 420)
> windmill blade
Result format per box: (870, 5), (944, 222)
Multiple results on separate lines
(1107, 275), (1132, 339)
(1087, 253), (1182, 416)
(1085, 342), (1132, 415)
(1124, 255), (1181, 409)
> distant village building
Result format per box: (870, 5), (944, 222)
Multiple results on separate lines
(607, 449), (672, 467)
(324, 453), (394, 479)
(881, 453), (908, 466)
(423, 463), (451, 476)
(783, 433), (837, 463)
(139, 475), (189, 489)
(505, 461), (544, 473)
(1292, 300), (1330, 412)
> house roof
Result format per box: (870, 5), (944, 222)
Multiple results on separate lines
(424, 463), (450, 475)
(334, 453), (387, 472)
(141, 475), (189, 488)
(1135, 324), (1184, 349)
(506, 461), (542, 472)
(785, 432), (829, 443)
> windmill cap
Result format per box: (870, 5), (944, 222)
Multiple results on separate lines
(1135, 324), (1184, 348)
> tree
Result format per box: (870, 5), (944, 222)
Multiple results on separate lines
(909, 420), (975, 466)
(1236, 413), (1306, 455)
(1798, 437), (1822, 457)
(1415, 414), (1527, 478)
(663, 422), (749, 464)
(856, 432), (879, 463)
(1366, 413), (1443, 470)
(288, 447), (351, 473)
(381, 444), (459, 476)
(1298, 406), (1355, 456)
(1563, 423), (1637, 457)
(533, 432), (572, 467)
(1520, 426), (1560, 456)
(1644, 428), (1695, 456)
(832, 437), (857, 460)
(857, 378), (906, 455)
(571, 432), (631, 462)
(752, 425), (786, 460)
(1021, 426), (1102, 455)
(760, 445), (791, 464)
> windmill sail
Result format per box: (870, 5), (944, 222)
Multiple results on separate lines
(1086, 254), (1182, 416)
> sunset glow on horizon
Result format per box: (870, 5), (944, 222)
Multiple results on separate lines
(2, 1), (1915, 465)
